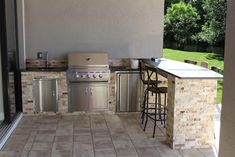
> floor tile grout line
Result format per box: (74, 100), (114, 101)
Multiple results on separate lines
(158, 125), (166, 136)
(116, 115), (141, 157)
(72, 115), (76, 157)
(89, 115), (96, 157)
(24, 125), (32, 157)
(133, 113), (166, 137)
(179, 150), (185, 157)
(103, 114), (119, 157)
(72, 115), (75, 157)
(197, 148), (209, 157)
(137, 116), (165, 157)
(71, 114), (74, 156)
(120, 113), (165, 149)
(154, 145), (184, 157)
(49, 125), (56, 157)
(26, 116), (39, 157)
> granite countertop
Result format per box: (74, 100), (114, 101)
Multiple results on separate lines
(22, 66), (139, 72)
(21, 68), (67, 72)
(142, 58), (223, 79)
(109, 66), (139, 72)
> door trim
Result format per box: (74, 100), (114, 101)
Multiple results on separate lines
(0, 113), (22, 149)
(0, 0), (22, 123)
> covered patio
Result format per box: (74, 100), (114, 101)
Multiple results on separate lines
(0, 113), (216, 157)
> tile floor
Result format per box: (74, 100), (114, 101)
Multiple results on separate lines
(0, 113), (216, 157)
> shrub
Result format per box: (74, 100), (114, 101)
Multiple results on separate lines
(197, 0), (227, 46)
(164, 1), (200, 47)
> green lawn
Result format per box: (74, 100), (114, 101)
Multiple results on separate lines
(163, 48), (224, 104)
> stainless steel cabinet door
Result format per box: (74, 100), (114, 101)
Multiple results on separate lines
(89, 84), (108, 110)
(33, 80), (40, 112)
(128, 74), (140, 112)
(69, 83), (89, 111)
(33, 78), (58, 112)
(116, 72), (143, 112)
(118, 74), (128, 112)
(40, 79), (57, 111)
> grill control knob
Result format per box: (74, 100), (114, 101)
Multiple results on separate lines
(87, 74), (91, 78)
(99, 74), (103, 78)
(82, 75), (86, 78)
(93, 74), (97, 78)
(75, 74), (79, 79)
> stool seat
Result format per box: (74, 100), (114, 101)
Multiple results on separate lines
(158, 87), (168, 93)
(184, 59), (197, 65)
(142, 80), (156, 85)
(146, 86), (167, 93)
(142, 80), (162, 85)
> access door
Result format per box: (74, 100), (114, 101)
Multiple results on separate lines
(89, 84), (109, 110)
(69, 83), (89, 112)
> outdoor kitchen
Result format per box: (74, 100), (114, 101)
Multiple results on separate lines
(21, 54), (222, 149)
(20, 0), (165, 115)
(21, 55), (144, 114)
(1, 0), (233, 157)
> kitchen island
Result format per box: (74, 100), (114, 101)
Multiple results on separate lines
(142, 58), (223, 149)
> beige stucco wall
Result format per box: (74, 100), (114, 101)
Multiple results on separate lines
(219, 0), (235, 156)
(23, 0), (164, 59)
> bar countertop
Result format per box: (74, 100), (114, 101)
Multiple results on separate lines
(142, 58), (223, 79)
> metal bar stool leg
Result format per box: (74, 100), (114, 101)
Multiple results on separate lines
(163, 93), (167, 128)
(141, 90), (147, 124)
(153, 92), (158, 137)
(158, 93), (163, 125)
(143, 91), (149, 131)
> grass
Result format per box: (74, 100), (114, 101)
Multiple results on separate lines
(163, 48), (224, 104)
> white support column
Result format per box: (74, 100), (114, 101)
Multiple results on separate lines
(219, 0), (235, 156)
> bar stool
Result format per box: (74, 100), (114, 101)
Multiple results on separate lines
(201, 61), (209, 68)
(142, 64), (168, 137)
(139, 61), (163, 124)
(184, 59), (197, 65)
(139, 60), (156, 124)
(211, 66), (222, 73)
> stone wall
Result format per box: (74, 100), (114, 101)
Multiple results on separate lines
(21, 71), (117, 114)
(166, 75), (217, 149)
(21, 72), (68, 114)
(108, 73), (116, 112)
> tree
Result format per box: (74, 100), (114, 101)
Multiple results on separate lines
(164, 1), (200, 47)
(164, 0), (181, 14)
(197, 0), (227, 46)
(189, 0), (206, 25)
(164, 0), (196, 13)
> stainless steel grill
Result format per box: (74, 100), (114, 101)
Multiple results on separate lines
(67, 52), (110, 112)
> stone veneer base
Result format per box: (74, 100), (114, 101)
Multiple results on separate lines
(166, 75), (217, 149)
(21, 72), (68, 114)
(21, 71), (117, 114)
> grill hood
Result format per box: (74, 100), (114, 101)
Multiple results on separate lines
(68, 52), (109, 68)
